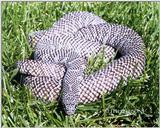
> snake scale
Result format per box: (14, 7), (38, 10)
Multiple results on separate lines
(17, 12), (146, 115)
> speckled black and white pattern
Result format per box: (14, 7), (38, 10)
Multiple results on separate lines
(17, 12), (145, 115)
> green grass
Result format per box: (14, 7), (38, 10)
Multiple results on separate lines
(2, 2), (159, 127)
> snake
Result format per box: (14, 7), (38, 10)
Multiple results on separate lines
(17, 12), (146, 115)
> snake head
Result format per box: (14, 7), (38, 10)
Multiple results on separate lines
(62, 90), (79, 115)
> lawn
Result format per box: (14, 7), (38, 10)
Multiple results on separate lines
(2, 2), (159, 127)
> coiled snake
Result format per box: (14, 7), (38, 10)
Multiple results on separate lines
(17, 12), (146, 115)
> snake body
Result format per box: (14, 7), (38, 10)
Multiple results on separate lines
(17, 12), (145, 115)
